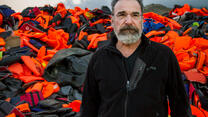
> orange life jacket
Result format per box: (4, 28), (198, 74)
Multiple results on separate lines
(62, 100), (81, 112)
(26, 81), (60, 98)
(11, 12), (24, 28)
(16, 103), (31, 113)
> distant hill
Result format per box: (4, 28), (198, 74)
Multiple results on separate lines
(144, 4), (172, 15)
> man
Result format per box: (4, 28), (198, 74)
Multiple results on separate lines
(80, 0), (192, 116)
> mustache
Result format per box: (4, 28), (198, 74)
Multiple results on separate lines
(119, 25), (139, 34)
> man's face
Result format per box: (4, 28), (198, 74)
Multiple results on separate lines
(111, 0), (143, 44)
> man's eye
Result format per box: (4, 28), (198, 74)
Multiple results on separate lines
(118, 14), (125, 17)
(133, 14), (140, 17)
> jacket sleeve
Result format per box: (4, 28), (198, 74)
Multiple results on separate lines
(167, 50), (192, 117)
(80, 55), (101, 117)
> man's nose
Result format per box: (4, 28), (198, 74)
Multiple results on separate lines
(125, 15), (133, 24)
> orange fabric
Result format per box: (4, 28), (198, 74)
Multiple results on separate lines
(161, 31), (179, 43)
(161, 39), (174, 48)
(20, 36), (39, 52)
(143, 12), (182, 30)
(183, 27), (192, 36)
(47, 28), (70, 50)
(159, 31), (179, 49)
(8, 63), (24, 77)
(34, 14), (52, 29)
(204, 49), (208, 66)
(0, 37), (5, 46)
(21, 56), (43, 76)
(42, 83), (54, 98)
(23, 17), (31, 22)
(0, 28), (5, 33)
(26, 81), (60, 98)
(175, 51), (190, 61)
(16, 103), (31, 113)
(62, 100), (81, 112)
(174, 36), (193, 51)
(6, 113), (16, 117)
(0, 47), (5, 51)
(202, 8), (208, 13)
(199, 66), (208, 76)
(37, 46), (46, 59)
(54, 3), (67, 18)
(78, 31), (88, 40)
(200, 108), (208, 117)
(191, 8), (208, 16)
(194, 92), (202, 109)
(149, 36), (162, 43)
(175, 4), (191, 16)
(191, 105), (206, 117)
(179, 57), (196, 71)
(36, 46), (49, 68)
(145, 30), (165, 38)
(11, 12), (24, 28)
(25, 82), (43, 93)
(69, 16), (80, 28)
(196, 51), (206, 70)
(19, 76), (44, 83)
(87, 33), (107, 50)
(184, 68), (206, 84)
(5, 98), (11, 102)
(22, 64), (32, 76)
(169, 104), (207, 117)
(42, 82), (60, 98)
(90, 19), (104, 27)
(194, 38), (208, 50)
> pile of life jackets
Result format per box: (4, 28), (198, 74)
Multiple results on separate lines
(0, 3), (208, 117)
(0, 3), (111, 117)
(143, 4), (208, 117)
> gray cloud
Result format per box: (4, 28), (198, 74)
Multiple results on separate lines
(64, 0), (208, 10)
(65, 0), (111, 10)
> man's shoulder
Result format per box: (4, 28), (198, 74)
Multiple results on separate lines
(91, 43), (110, 59)
(150, 40), (173, 53)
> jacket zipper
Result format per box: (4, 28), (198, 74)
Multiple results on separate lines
(122, 57), (129, 117)
(125, 80), (130, 117)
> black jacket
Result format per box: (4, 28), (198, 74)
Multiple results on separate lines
(80, 33), (191, 117)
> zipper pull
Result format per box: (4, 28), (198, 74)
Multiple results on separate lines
(126, 80), (130, 91)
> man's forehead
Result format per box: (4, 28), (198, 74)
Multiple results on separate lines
(114, 0), (141, 14)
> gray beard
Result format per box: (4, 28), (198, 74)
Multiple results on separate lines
(115, 32), (142, 44)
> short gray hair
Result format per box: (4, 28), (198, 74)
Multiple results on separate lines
(111, 0), (144, 15)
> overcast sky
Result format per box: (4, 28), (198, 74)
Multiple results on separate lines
(0, 0), (208, 12)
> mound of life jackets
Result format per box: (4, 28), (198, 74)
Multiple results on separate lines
(0, 3), (208, 117)
(143, 4), (208, 117)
